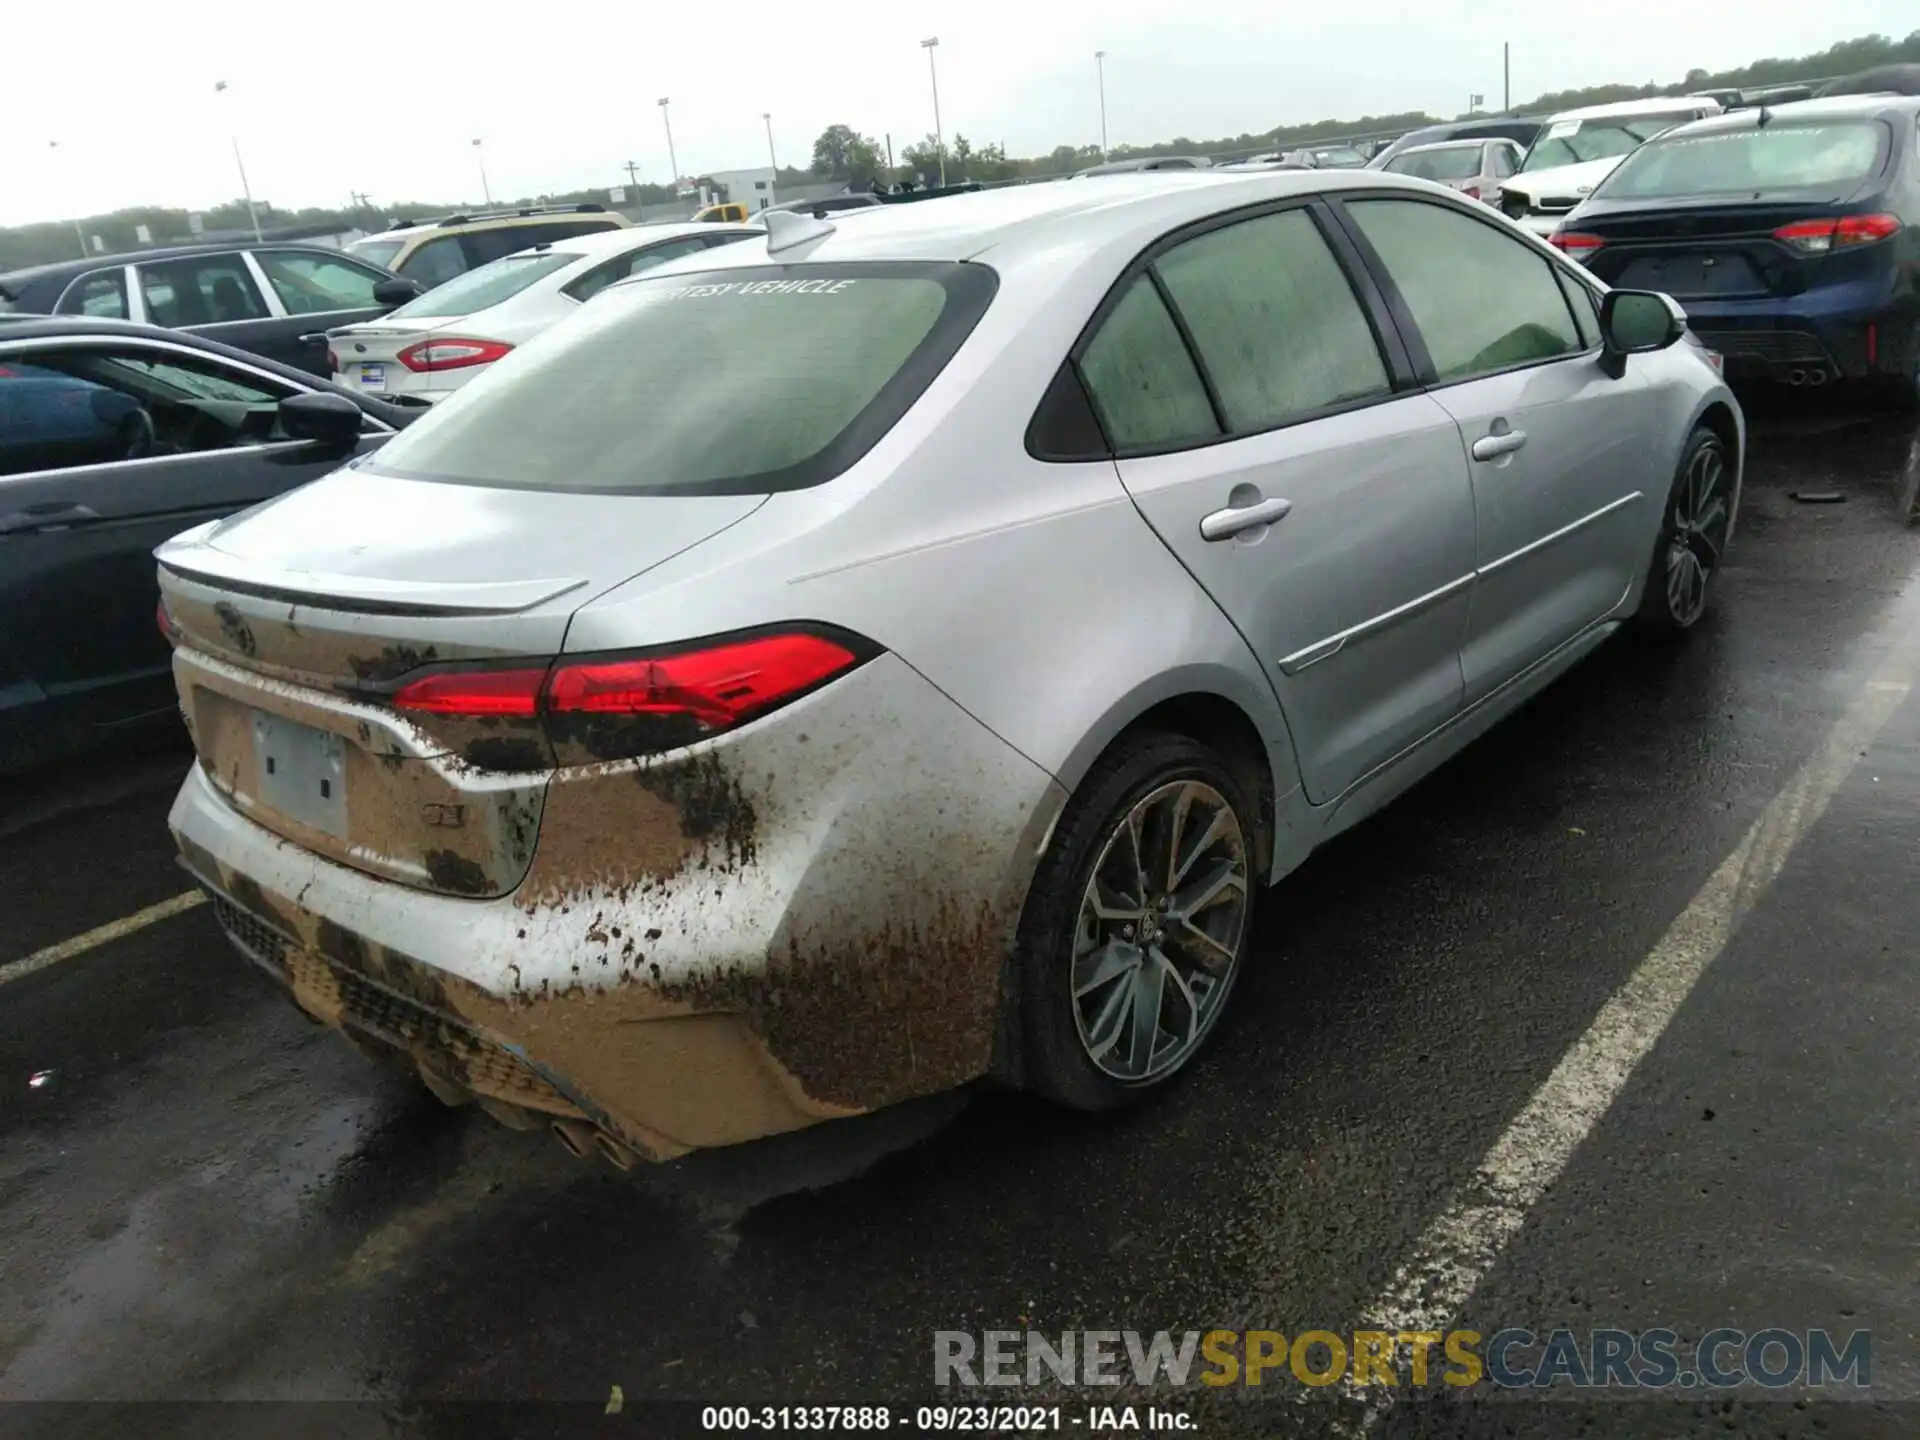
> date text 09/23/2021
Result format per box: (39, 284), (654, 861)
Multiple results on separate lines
(701, 1407), (1186, 1431)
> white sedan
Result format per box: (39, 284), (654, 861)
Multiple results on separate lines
(326, 222), (761, 404)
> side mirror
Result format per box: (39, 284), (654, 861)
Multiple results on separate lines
(372, 276), (423, 308)
(279, 392), (364, 451)
(1599, 289), (1686, 377)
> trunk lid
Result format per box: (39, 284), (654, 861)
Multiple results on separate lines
(158, 467), (767, 897)
(1571, 200), (1856, 299)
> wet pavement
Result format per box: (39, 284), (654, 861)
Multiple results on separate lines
(2, 390), (1917, 1437)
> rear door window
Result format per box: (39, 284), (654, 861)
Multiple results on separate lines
(398, 235), (468, 287)
(1153, 209), (1389, 430)
(137, 255), (271, 327)
(463, 220), (619, 267)
(365, 262), (996, 495)
(1347, 198), (1581, 382)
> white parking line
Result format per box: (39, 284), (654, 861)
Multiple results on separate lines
(0, 891), (207, 990)
(1351, 625), (1920, 1426)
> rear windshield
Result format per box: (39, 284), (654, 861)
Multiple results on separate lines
(1386, 146), (1482, 181)
(1521, 116), (1693, 171)
(362, 261), (998, 496)
(389, 251), (580, 319)
(1597, 120), (1890, 201)
(348, 238), (405, 269)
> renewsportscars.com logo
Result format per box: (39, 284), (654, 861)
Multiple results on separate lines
(934, 1328), (1873, 1391)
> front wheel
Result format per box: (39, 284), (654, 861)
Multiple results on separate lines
(1633, 425), (1732, 641)
(1013, 732), (1256, 1111)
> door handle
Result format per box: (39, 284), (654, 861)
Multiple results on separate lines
(1471, 429), (1528, 461)
(1200, 496), (1293, 541)
(0, 502), (101, 536)
(297, 333), (329, 345)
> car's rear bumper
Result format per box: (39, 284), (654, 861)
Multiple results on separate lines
(170, 652), (1068, 1161)
(1679, 283), (1915, 384)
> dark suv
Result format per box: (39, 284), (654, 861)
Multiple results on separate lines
(0, 243), (399, 377)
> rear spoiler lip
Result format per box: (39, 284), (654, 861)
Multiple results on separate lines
(156, 555), (586, 618)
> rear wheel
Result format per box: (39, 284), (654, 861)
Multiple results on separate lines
(1014, 733), (1256, 1111)
(1634, 426), (1731, 641)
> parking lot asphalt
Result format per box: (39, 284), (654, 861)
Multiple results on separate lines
(1, 390), (1917, 1437)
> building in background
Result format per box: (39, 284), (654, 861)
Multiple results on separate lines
(700, 166), (777, 213)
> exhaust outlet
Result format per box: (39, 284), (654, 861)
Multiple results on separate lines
(551, 1119), (596, 1159)
(1785, 369), (1806, 386)
(594, 1131), (640, 1171)
(1807, 369), (1829, 386)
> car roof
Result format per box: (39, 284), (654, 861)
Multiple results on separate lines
(1546, 95), (1724, 122)
(1394, 139), (1492, 155)
(636, 169), (1449, 271)
(1647, 91), (1920, 140)
(0, 241), (345, 290)
(522, 221), (759, 259)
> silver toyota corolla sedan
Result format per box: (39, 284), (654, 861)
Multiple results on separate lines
(157, 170), (1743, 1166)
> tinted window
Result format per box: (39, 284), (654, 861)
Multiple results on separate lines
(0, 344), (292, 476)
(1599, 121), (1889, 201)
(367, 263), (993, 495)
(392, 251), (580, 318)
(1490, 145), (1518, 178)
(254, 251), (388, 315)
(1154, 209), (1388, 430)
(399, 235), (468, 286)
(1385, 146), (1483, 181)
(464, 220), (619, 266)
(1349, 198), (1581, 382)
(1079, 280), (1220, 450)
(138, 255), (269, 327)
(56, 270), (129, 319)
(347, 238), (405, 269)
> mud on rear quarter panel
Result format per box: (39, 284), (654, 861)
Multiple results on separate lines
(173, 652), (1068, 1156)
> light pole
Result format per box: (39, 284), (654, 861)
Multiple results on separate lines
(1095, 50), (1109, 159)
(920, 37), (946, 188)
(658, 98), (680, 197)
(212, 81), (263, 242)
(763, 112), (778, 207)
(471, 138), (492, 205)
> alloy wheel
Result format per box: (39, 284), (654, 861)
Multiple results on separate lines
(1665, 440), (1730, 628)
(1070, 780), (1250, 1083)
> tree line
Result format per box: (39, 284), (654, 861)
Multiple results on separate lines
(3, 30), (1914, 274)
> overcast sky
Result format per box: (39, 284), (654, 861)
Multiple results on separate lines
(3, 0), (1910, 226)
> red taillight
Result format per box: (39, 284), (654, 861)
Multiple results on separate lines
(1461, 185), (1481, 200)
(382, 631), (870, 751)
(392, 668), (548, 717)
(1550, 231), (1604, 260)
(547, 633), (860, 729)
(396, 338), (513, 373)
(1773, 213), (1902, 254)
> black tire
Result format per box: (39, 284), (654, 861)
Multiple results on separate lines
(1633, 425), (1731, 642)
(1014, 731), (1257, 1111)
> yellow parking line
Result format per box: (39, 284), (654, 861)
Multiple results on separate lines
(0, 891), (207, 989)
